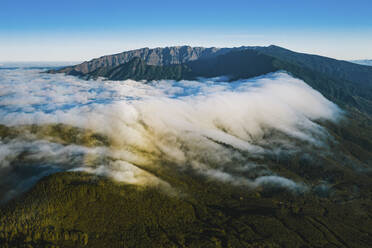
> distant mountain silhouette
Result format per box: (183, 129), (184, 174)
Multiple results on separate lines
(351, 59), (372, 66)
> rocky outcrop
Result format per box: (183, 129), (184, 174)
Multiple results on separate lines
(82, 49), (277, 81)
(55, 46), (241, 75)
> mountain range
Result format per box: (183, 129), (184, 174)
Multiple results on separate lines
(50, 45), (372, 114)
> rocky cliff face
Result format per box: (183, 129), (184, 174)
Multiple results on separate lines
(57, 46), (239, 75)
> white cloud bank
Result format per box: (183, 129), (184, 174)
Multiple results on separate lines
(0, 68), (342, 200)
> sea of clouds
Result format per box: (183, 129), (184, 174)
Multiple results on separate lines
(0, 67), (342, 201)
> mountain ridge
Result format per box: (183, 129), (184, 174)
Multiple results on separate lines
(52, 45), (245, 75)
(51, 45), (372, 82)
(50, 45), (372, 114)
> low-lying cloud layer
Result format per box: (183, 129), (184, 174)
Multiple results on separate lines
(0, 68), (342, 201)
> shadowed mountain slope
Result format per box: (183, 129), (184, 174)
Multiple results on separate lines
(53, 46), (372, 114)
(86, 49), (278, 82)
(256, 45), (372, 87)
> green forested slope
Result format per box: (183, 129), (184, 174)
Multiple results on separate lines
(256, 45), (372, 87)
(1, 109), (372, 248)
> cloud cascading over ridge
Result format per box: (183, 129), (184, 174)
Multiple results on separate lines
(0, 68), (342, 201)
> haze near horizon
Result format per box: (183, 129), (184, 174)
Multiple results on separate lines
(1, 0), (372, 61)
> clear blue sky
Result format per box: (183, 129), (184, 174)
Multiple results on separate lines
(1, 0), (371, 61)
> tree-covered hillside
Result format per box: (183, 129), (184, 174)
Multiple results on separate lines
(1, 108), (372, 247)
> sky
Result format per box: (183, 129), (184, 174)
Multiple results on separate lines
(0, 0), (371, 62)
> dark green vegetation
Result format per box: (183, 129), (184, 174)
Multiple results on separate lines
(1, 110), (372, 247)
(0, 124), (110, 148)
(1, 46), (372, 247)
(0, 124), (111, 204)
(1, 165), (371, 248)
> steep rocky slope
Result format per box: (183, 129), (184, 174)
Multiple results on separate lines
(52, 46), (239, 75)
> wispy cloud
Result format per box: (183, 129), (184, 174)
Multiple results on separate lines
(0, 69), (342, 201)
